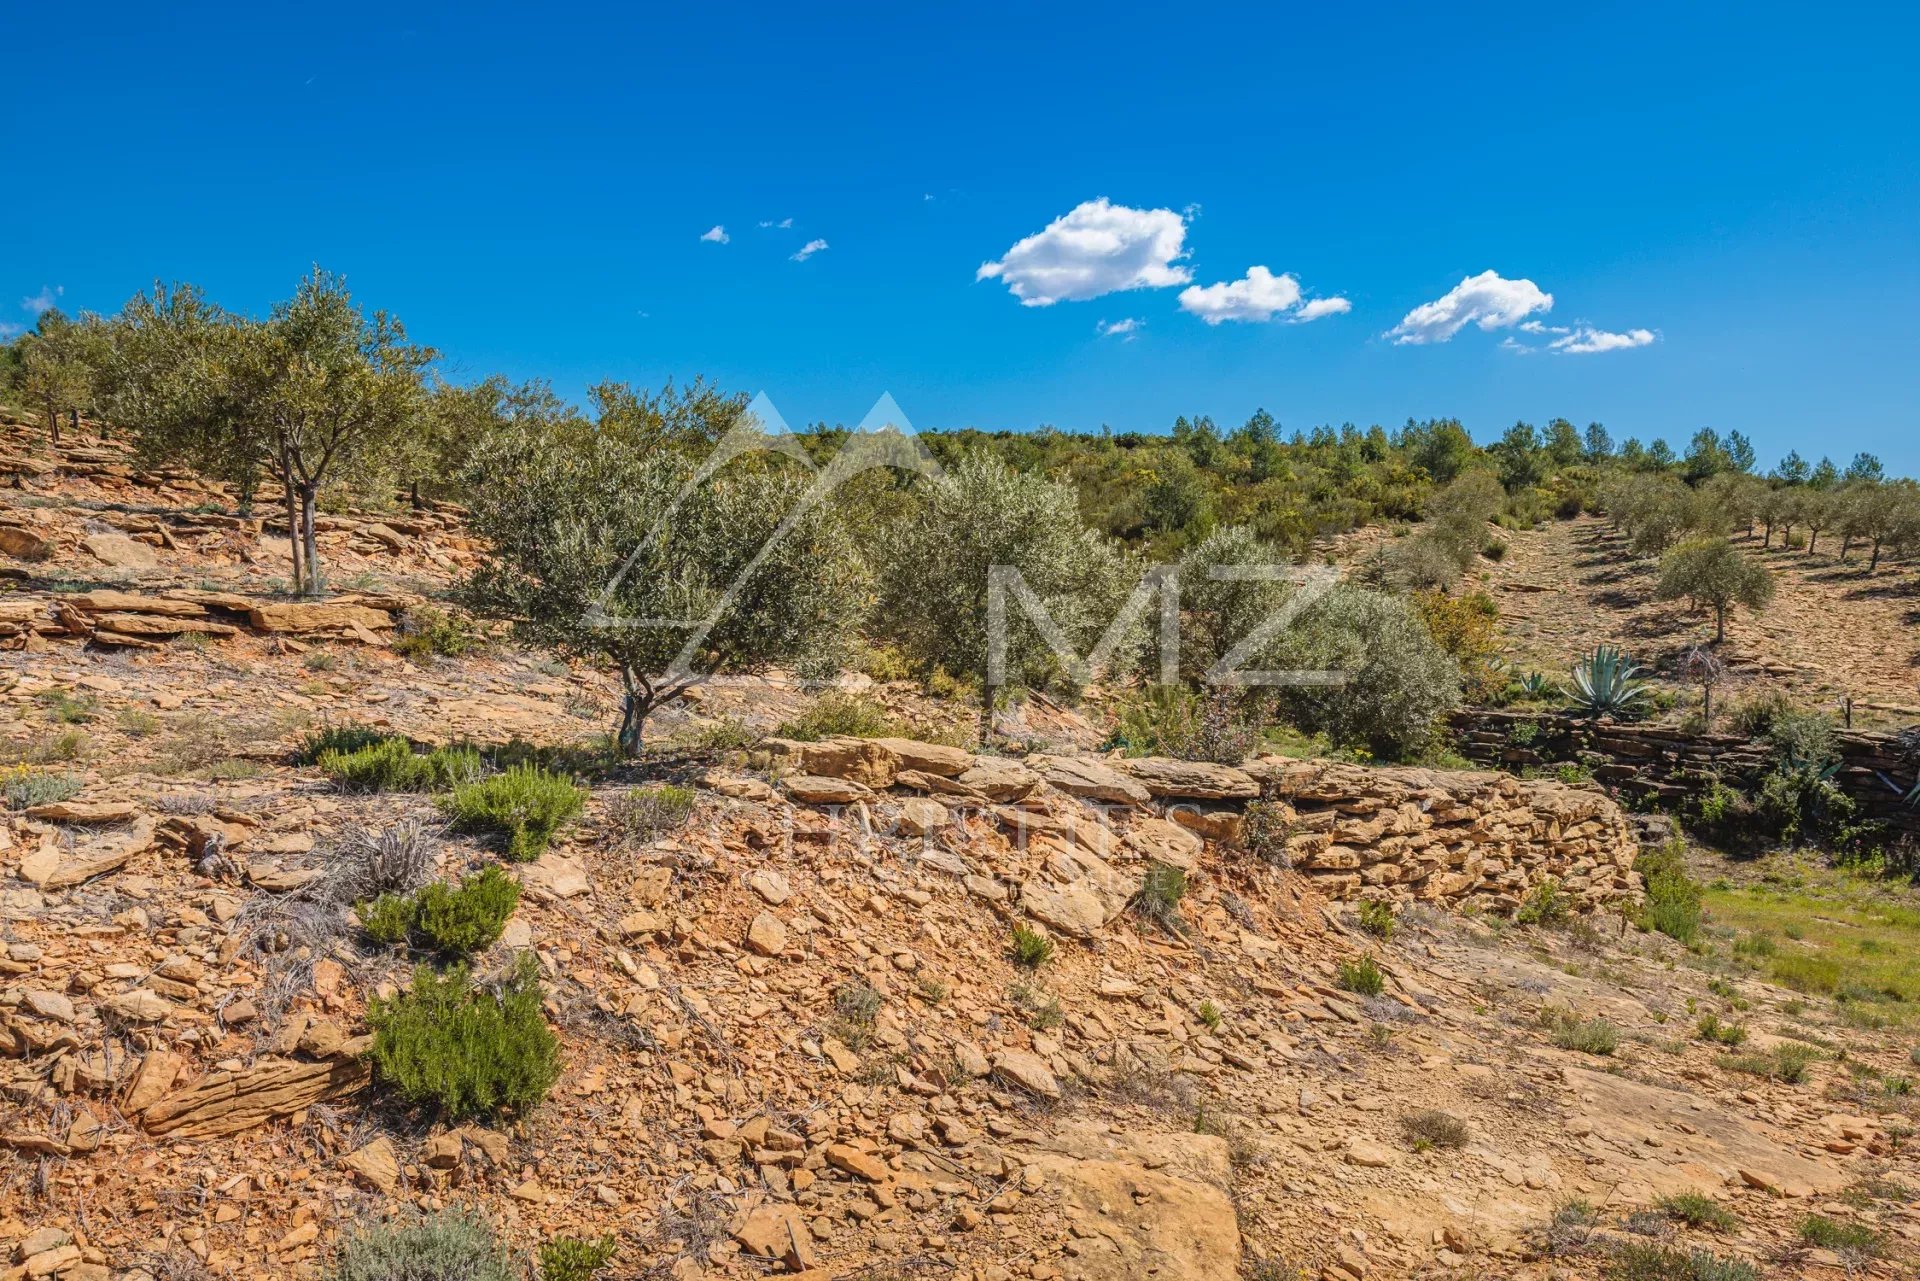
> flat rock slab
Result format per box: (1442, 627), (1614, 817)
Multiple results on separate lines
(145, 1056), (372, 1138)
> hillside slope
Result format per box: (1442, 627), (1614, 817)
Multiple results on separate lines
(2, 422), (1918, 1279)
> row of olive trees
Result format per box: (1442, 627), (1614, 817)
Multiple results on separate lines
(456, 404), (1463, 757)
(1599, 470), (1920, 568)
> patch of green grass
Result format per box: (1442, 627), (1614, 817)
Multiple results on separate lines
(35, 688), (98, 724)
(776, 691), (897, 741)
(1695, 1013), (1748, 1046)
(1197, 999), (1223, 1030)
(1337, 955), (1385, 997)
(1703, 863), (1920, 1019)
(1, 767), (81, 811)
(1797, 1214), (1882, 1256)
(1655, 1192), (1739, 1232)
(116, 707), (161, 738)
(1543, 1009), (1619, 1055)
(1720, 1041), (1820, 1083)
(440, 763), (586, 861)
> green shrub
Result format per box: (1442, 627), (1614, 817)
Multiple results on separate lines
(1797, 1214), (1882, 1255)
(359, 892), (416, 945)
(1695, 1014), (1748, 1046)
(538, 1235), (617, 1281)
(1268, 586), (1462, 760)
(776, 692), (894, 741)
(367, 956), (560, 1121)
(1, 768), (81, 811)
(1516, 878), (1570, 926)
(441, 764), (586, 861)
(1602, 1241), (1759, 1281)
(607, 784), (697, 845)
(1656, 1192), (1739, 1232)
(1635, 838), (1703, 944)
(1338, 955), (1385, 996)
(1131, 861), (1188, 932)
(1196, 999), (1223, 1030)
(392, 605), (485, 661)
(321, 738), (484, 793)
(413, 866), (522, 954)
(1544, 1010), (1618, 1055)
(1010, 923), (1055, 969)
(1722, 1041), (1819, 1083)
(1239, 798), (1294, 865)
(1357, 900), (1395, 940)
(1400, 1108), (1468, 1151)
(296, 722), (388, 765)
(36, 688), (98, 724)
(326, 1208), (523, 1281)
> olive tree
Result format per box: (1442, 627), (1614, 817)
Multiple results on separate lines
(872, 452), (1140, 746)
(102, 271), (432, 595)
(1267, 586), (1462, 759)
(1655, 537), (1775, 642)
(461, 394), (867, 755)
(14, 309), (95, 444)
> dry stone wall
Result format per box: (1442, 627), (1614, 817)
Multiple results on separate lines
(1452, 710), (1920, 839)
(766, 737), (1642, 914)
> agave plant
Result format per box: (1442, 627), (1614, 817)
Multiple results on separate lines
(1568, 645), (1652, 718)
(1517, 671), (1558, 700)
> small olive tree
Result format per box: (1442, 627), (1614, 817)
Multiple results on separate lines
(14, 309), (95, 444)
(461, 395), (867, 755)
(102, 271), (432, 595)
(1655, 537), (1775, 642)
(873, 452), (1140, 746)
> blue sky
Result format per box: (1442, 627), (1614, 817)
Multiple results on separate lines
(6, 1), (1918, 470)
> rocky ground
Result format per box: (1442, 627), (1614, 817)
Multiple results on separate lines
(1482, 516), (1920, 724)
(3, 422), (1919, 1280)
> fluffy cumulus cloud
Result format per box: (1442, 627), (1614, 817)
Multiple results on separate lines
(977, 198), (1192, 306)
(1388, 270), (1552, 344)
(699, 225), (729, 244)
(1095, 317), (1142, 340)
(1549, 326), (1656, 355)
(791, 238), (828, 262)
(758, 217), (793, 229)
(1177, 266), (1348, 325)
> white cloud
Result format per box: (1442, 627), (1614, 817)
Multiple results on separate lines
(0, 321), (21, 339)
(1176, 265), (1349, 325)
(1549, 325), (1656, 355)
(1388, 270), (1552, 344)
(699, 225), (730, 244)
(1293, 296), (1352, 322)
(758, 217), (793, 229)
(977, 198), (1192, 306)
(1096, 317), (1142, 340)
(21, 285), (63, 315)
(791, 238), (829, 262)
